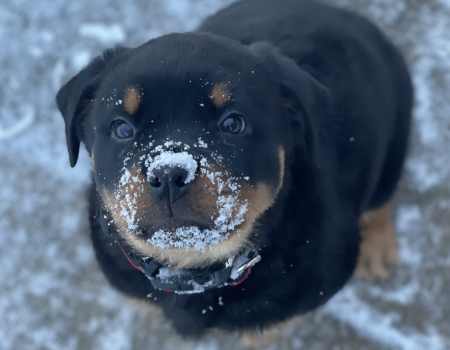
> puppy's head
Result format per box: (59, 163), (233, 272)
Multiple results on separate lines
(56, 33), (329, 269)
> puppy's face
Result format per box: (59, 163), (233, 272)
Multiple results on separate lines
(57, 33), (327, 269)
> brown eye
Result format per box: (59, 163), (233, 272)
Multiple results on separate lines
(220, 114), (246, 134)
(114, 120), (135, 139)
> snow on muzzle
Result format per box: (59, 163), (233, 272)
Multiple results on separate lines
(145, 151), (198, 184)
(112, 144), (249, 252)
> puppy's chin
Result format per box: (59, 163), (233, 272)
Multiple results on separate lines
(141, 219), (237, 255)
(120, 215), (257, 269)
(143, 219), (210, 234)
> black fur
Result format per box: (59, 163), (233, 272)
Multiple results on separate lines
(56, 0), (412, 337)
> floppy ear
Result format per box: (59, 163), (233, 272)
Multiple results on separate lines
(55, 47), (129, 167)
(248, 42), (330, 165)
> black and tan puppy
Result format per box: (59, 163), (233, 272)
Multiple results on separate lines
(56, 0), (412, 347)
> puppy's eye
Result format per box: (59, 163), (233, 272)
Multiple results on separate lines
(220, 114), (246, 134)
(114, 120), (135, 139)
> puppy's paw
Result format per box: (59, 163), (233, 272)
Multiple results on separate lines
(355, 204), (398, 282)
(241, 323), (290, 349)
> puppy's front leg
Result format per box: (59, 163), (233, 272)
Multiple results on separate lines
(241, 320), (294, 349)
(356, 203), (398, 282)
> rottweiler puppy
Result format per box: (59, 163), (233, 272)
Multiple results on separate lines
(56, 0), (412, 347)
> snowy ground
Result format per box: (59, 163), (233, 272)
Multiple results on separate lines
(0, 0), (449, 349)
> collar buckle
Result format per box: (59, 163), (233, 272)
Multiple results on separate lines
(236, 254), (262, 274)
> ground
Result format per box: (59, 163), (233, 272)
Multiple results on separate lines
(0, 0), (449, 349)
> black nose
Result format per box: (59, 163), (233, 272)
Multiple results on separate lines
(149, 166), (191, 205)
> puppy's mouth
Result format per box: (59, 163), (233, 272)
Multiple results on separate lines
(142, 219), (210, 237)
(141, 215), (243, 251)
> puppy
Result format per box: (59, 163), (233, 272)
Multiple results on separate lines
(56, 0), (412, 347)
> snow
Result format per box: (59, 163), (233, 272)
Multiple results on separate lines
(146, 151), (198, 184)
(78, 23), (126, 45)
(0, 105), (35, 140)
(72, 50), (92, 70)
(1, 0), (449, 349)
(148, 225), (228, 251)
(155, 267), (215, 295)
(323, 288), (445, 350)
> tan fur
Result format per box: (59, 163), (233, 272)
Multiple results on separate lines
(102, 146), (286, 269)
(209, 83), (230, 108)
(125, 296), (163, 314)
(102, 166), (152, 230)
(241, 316), (296, 349)
(275, 147), (285, 195)
(122, 87), (142, 115)
(355, 203), (398, 281)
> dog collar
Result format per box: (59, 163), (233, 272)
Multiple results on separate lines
(97, 206), (261, 293)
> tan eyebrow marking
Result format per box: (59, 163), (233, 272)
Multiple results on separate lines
(209, 83), (230, 109)
(122, 87), (142, 115)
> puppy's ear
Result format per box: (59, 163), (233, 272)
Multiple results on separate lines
(248, 42), (330, 165)
(55, 47), (129, 167)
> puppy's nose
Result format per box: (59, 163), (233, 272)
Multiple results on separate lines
(149, 166), (190, 204)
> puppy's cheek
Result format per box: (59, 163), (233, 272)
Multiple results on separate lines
(234, 146), (285, 237)
(238, 183), (273, 234)
(100, 166), (151, 233)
